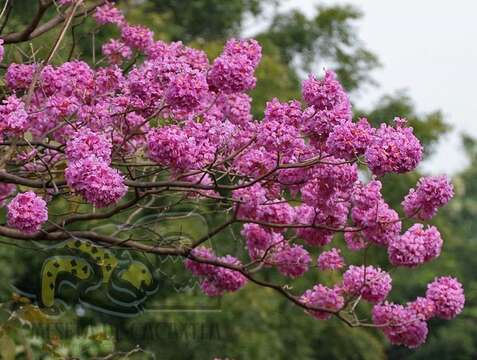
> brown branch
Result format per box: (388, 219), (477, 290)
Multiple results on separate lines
(0, 225), (182, 255)
(0, 170), (66, 188)
(0, 0), (106, 44)
(0, 0), (53, 44)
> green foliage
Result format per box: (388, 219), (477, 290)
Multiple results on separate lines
(263, 5), (380, 90)
(143, 0), (271, 42)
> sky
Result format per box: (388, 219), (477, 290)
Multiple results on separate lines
(274, 0), (477, 175)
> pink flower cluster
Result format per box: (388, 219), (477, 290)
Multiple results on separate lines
(402, 175), (454, 220)
(102, 40), (132, 64)
(241, 223), (283, 261)
(65, 157), (127, 208)
(7, 191), (48, 233)
(426, 276), (465, 320)
(94, 2), (125, 25)
(364, 118), (423, 176)
(208, 39), (261, 94)
(317, 248), (345, 271)
(185, 247), (247, 296)
(326, 118), (373, 160)
(241, 223), (311, 277)
(302, 70), (349, 111)
(272, 243), (311, 278)
(0, 95), (28, 136)
(388, 224), (442, 267)
(351, 179), (401, 247)
(65, 129), (126, 208)
(65, 128), (112, 163)
(342, 265), (392, 303)
(300, 284), (344, 320)
(372, 302), (429, 348)
(372, 276), (464, 348)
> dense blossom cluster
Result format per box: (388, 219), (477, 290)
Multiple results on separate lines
(388, 224), (442, 267)
(0, 1), (464, 349)
(342, 265), (392, 303)
(65, 157), (127, 208)
(65, 128), (112, 163)
(426, 276), (465, 319)
(208, 39), (261, 94)
(351, 179), (401, 247)
(300, 284), (344, 320)
(185, 247), (247, 296)
(0, 95), (28, 136)
(402, 175), (454, 220)
(364, 118), (423, 176)
(7, 192), (48, 233)
(372, 302), (429, 348)
(370, 276), (465, 347)
(317, 248), (345, 271)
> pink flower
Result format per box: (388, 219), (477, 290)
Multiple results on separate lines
(200, 255), (247, 296)
(318, 248), (345, 271)
(164, 70), (209, 111)
(223, 38), (262, 67)
(94, 2), (125, 25)
(232, 183), (268, 220)
(147, 125), (213, 171)
(426, 276), (465, 320)
(402, 175), (454, 220)
(241, 223), (283, 261)
(302, 70), (349, 111)
(264, 98), (302, 128)
(300, 284), (344, 320)
(121, 24), (154, 51)
(344, 231), (367, 251)
(208, 55), (257, 94)
(342, 265), (392, 303)
(326, 118), (374, 159)
(184, 247), (217, 276)
(351, 181), (401, 247)
(388, 224), (443, 267)
(272, 243), (311, 278)
(372, 302), (428, 348)
(407, 297), (436, 321)
(65, 157), (127, 208)
(185, 248), (247, 296)
(7, 192), (48, 234)
(216, 93), (253, 127)
(295, 202), (348, 246)
(65, 128), (112, 164)
(0, 183), (15, 206)
(0, 95), (28, 135)
(208, 39), (261, 94)
(5, 63), (36, 90)
(365, 118), (423, 176)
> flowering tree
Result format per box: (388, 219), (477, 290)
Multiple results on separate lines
(0, 0), (464, 350)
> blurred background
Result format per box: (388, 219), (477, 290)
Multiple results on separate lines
(1, 0), (476, 358)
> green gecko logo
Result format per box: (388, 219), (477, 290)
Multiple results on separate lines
(16, 239), (159, 317)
